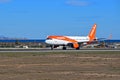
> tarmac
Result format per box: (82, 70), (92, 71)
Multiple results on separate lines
(0, 48), (120, 52)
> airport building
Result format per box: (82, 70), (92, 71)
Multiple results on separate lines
(101, 40), (120, 48)
(0, 39), (45, 48)
(0, 39), (120, 48)
(84, 40), (120, 49)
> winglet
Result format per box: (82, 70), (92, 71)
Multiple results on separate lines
(88, 24), (97, 41)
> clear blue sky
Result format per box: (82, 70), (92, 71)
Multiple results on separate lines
(0, 0), (120, 39)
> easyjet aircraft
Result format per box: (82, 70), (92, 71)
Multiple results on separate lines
(45, 24), (97, 50)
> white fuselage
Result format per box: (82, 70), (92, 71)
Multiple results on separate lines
(45, 36), (90, 45)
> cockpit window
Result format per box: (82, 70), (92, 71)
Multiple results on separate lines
(47, 38), (52, 40)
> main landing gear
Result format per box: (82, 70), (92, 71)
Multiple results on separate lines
(76, 47), (80, 50)
(50, 45), (80, 50)
(50, 45), (67, 50)
(62, 46), (67, 50)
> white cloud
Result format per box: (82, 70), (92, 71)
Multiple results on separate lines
(66, 0), (91, 6)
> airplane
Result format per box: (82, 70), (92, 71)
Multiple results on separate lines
(45, 24), (97, 50)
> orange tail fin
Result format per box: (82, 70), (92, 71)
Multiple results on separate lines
(88, 24), (97, 41)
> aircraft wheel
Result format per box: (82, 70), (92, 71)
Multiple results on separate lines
(76, 47), (80, 50)
(63, 46), (67, 50)
(50, 45), (54, 50)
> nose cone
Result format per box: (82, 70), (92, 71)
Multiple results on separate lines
(45, 40), (49, 44)
(45, 40), (52, 44)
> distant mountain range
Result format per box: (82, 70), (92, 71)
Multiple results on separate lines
(0, 35), (28, 40)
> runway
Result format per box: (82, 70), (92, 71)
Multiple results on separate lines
(0, 48), (120, 52)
